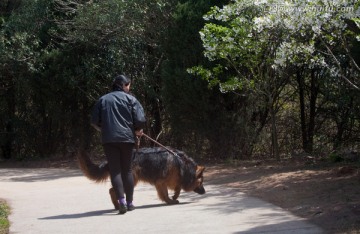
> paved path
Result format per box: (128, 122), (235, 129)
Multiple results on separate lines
(0, 168), (323, 234)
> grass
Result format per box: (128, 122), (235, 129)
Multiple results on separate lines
(0, 200), (10, 234)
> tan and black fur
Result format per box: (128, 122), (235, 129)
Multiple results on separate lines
(77, 147), (205, 209)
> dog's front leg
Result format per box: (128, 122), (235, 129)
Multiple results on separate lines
(155, 183), (179, 205)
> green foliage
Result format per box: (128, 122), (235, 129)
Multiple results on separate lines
(328, 152), (344, 163)
(161, 0), (250, 158)
(0, 200), (10, 234)
(0, 0), (179, 159)
(191, 0), (360, 157)
(0, 0), (359, 161)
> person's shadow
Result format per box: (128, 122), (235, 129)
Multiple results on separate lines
(39, 202), (191, 220)
(38, 209), (115, 220)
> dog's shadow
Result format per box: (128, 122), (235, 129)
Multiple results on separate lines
(136, 201), (191, 210)
(39, 202), (192, 220)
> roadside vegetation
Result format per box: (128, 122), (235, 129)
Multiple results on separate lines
(0, 200), (9, 234)
(1, 0), (359, 162)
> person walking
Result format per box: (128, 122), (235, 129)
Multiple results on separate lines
(91, 74), (146, 214)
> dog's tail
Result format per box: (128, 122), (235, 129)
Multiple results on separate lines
(77, 149), (109, 183)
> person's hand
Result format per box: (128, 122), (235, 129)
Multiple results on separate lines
(135, 129), (143, 137)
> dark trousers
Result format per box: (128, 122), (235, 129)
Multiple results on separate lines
(103, 142), (134, 203)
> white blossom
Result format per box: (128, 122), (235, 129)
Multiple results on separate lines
(199, 0), (359, 88)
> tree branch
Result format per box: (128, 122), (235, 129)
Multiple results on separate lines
(321, 38), (360, 90)
(341, 35), (360, 72)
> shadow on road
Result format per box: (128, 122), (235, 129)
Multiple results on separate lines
(232, 220), (320, 234)
(38, 202), (193, 220)
(136, 202), (192, 210)
(0, 168), (82, 182)
(39, 209), (116, 219)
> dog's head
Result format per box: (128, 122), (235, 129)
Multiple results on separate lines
(193, 165), (205, 194)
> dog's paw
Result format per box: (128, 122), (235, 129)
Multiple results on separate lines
(171, 199), (179, 204)
(166, 199), (180, 205)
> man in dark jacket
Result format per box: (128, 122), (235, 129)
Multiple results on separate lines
(91, 74), (146, 214)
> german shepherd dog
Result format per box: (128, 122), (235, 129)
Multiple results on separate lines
(77, 147), (206, 209)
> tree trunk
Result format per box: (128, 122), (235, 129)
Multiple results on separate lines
(270, 106), (280, 160)
(2, 80), (15, 159)
(297, 71), (308, 152)
(307, 70), (318, 153)
(151, 99), (162, 139)
(296, 70), (318, 154)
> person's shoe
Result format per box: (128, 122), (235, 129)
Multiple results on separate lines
(127, 203), (135, 211)
(118, 203), (127, 215)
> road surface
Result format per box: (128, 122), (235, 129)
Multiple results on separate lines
(0, 168), (323, 233)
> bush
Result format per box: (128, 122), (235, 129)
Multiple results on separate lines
(0, 200), (10, 234)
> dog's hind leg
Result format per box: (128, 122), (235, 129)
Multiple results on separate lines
(172, 186), (181, 202)
(132, 171), (139, 186)
(155, 183), (179, 205)
(109, 187), (119, 210)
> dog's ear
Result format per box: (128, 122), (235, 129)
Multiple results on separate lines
(196, 166), (205, 177)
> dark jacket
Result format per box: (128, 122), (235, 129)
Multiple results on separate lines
(91, 90), (146, 144)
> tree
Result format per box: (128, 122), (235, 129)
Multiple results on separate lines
(261, 0), (359, 152)
(161, 0), (237, 158)
(0, 0), (47, 158)
(191, 0), (359, 157)
(190, 0), (289, 159)
(0, 0), (178, 158)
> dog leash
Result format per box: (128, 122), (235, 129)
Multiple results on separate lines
(141, 133), (179, 157)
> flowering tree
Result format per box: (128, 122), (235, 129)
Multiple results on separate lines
(261, 0), (360, 152)
(191, 0), (359, 156)
(191, 0), (287, 158)
(264, 0), (359, 90)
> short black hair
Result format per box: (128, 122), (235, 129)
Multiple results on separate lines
(112, 74), (131, 91)
(113, 75), (131, 86)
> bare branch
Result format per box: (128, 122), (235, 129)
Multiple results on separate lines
(321, 38), (360, 90)
(341, 35), (360, 72)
